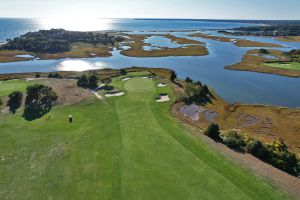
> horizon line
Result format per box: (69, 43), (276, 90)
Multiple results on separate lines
(0, 17), (299, 21)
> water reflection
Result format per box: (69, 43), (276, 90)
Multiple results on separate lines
(57, 60), (107, 71)
(37, 18), (114, 31)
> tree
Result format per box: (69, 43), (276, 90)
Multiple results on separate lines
(195, 81), (202, 87)
(120, 69), (127, 75)
(35, 73), (41, 78)
(48, 73), (62, 79)
(185, 77), (193, 83)
(246, 140), (264, 157)
(259, 48), (268, 54)
(202, 84), (209, 95)
(204, 123), (221, 141)
(77, 75), (89, 88)
(223, 131), (246, 150)
(23, 84), (58, 121)
(88, 74), (99, 89)
(7, 91), (23, 114)
(170, 71), (177, 82)
(185, 83), (197, 96)
(101, 77), (112, 85)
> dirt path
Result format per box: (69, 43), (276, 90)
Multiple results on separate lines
(92, 84), (105, 100)
(92, 91), (103, 100)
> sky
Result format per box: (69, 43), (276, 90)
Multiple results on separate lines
(0, 0), (300, 20)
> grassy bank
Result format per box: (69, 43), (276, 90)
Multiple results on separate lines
(0, 75), (292, 199)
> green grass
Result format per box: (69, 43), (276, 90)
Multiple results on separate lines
(124, 78), (154, 92)
(264, 62), (300, 70)
(0, 79), (32, 97)
(0, 77), (292, 200)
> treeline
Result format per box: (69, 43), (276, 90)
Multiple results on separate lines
(286, 49), (300, 62)
(219, 24), (300, 36)
(77, 74), (99, 89)
(205, 124), (300, 177)
(1, 29), (124, 53)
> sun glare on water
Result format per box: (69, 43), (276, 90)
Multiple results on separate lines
(38, 18), (114, 31)
(57, 60), (108, 71)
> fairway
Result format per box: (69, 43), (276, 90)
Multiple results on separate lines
(0, 77), (291, 200)
(0, 79), (32, 96)
(264, 62), (300, 70)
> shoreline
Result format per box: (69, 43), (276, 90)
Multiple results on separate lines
(119, 34), (209, 57)
(0, 43), (113, 63)
(171, 89), (300, 156)
(189, 32), (284, 47)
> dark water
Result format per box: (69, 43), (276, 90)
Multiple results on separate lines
(0, 19), (300, 107)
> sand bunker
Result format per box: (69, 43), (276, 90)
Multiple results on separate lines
(122, 77), (131, 82)
(141, 76), (149, 79)
(105, 92), (125, 97)
(156, 94), (170, 102)
(157, 83), (167, 87)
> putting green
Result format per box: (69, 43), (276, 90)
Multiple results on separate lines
(0, 76), (291, 199)
(124, 78), (154, 92)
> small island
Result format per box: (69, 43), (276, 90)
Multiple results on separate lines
(225, 49), (300, 77)
(120, 34), (208, 57)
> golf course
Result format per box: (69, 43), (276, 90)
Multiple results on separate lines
(0, 73), (292, 199)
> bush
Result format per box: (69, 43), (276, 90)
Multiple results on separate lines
(77, 74), (99, 89)
(246, 140), (264, 157)
(204, 123), (221, 141)
(35, 73), (41, 78)
(246, 139), (299, 176)
(88, 74), (99, 89)
(246, 140), (272, 162)
(170, 71), (177, 82)
(48, 73), (62, 79)
(23, 84), (58, 121)
(120, 69), (127, 75)
(185, 77), (193, 83)
(7, 91), (23, 114)
(258, 48), (268, 54)
(195, 81), (202, 87)
(223, 131), (246, 150)
(101, 77), (112, 85)
(77, 75), (89, 88)
(272, 147), (299, 175)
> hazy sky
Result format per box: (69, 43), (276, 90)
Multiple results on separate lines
(1, 0), (300, 20)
